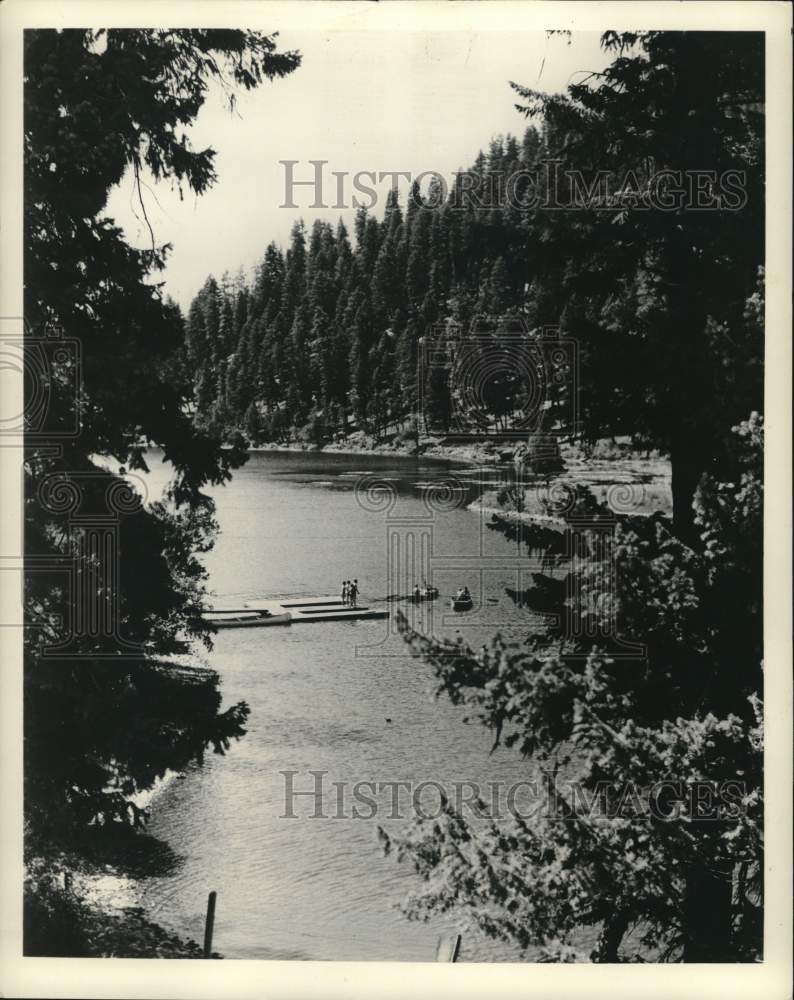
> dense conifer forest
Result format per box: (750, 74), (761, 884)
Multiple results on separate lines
(183, 126), (558, 446)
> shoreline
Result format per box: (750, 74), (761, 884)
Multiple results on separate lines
(249, 432), (512, 467)
(250, 435), (673, 522)
(25, 853), (211, 959)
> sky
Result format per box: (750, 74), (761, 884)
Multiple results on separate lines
(105, 29), (610, 310)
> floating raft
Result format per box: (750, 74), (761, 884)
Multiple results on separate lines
(202, 609), (291, 628)
(244, 596), (389, 624)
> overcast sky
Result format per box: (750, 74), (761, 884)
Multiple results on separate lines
(105, 29), (610, 309)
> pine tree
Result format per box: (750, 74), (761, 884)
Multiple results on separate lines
(372, 235), (400, 324)
(480, 256), (512, 315)
(511, 30), (763, 541)
(243, 401), (262, 444)
(219, 293), (235, 359)
(406, 207), (432, 306)
(185, 299), (208, 370)
(254, 242), (285, 315)
(335, 218), (353, 280)
(382, 185), (404, 239)
(353, 204), (368, 250)
(282, 220), (307, 313)
(349, 297), (375, 426)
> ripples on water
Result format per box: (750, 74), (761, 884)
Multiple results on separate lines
(135, 451), (556, 961)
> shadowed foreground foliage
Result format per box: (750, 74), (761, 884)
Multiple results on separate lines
(23, 27), (299, 955)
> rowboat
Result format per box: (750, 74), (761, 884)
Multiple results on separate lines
(450, 595), (473, 612)
(202, 610), (292, 629)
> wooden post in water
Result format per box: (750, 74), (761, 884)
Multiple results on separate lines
(435, 932), (461, 962)
(203, 891), (217, 958)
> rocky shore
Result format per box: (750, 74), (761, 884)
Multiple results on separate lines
(252, 429), (503, 466)
(469, 449), (672, 523)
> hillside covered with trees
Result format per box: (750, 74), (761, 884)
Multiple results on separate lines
(184, 128), (545, 449)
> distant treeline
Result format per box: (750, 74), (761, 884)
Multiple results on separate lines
(183, 127), (550, 446)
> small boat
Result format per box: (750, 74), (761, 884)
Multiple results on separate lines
(450, 594), (474, 612)
(202, 609), (292, 629)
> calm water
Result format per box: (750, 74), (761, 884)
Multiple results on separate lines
(136, 450), (553, 961)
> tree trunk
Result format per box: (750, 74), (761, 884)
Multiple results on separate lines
(669, 433), (709, 548)
(594, 908), (630, 962)
(682, 863), (735, 962)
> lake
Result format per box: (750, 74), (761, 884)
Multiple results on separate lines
(134, 449), (567, 961)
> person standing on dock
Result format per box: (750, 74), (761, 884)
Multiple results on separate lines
(341, 580), (349, 605)
(350, 579), (359, 608)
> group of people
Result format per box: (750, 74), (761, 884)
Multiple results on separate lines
(341, 579), (359, 607)
(455, 586), (471, 602)
(411, 579), (433, 602)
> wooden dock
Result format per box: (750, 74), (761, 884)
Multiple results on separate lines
(244, 596), (389, 624)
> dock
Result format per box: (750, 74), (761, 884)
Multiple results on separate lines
(243, 596), (390, 624)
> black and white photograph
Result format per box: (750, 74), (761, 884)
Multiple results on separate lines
(0, 2), (791, 997)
